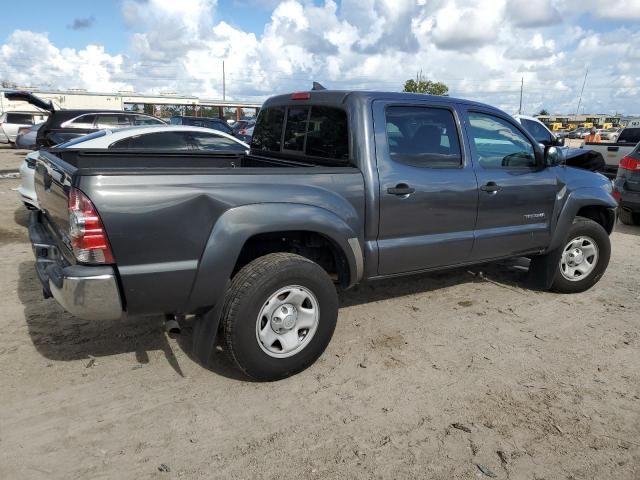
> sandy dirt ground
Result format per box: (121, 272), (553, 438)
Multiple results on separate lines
(0, 145), (638, 480)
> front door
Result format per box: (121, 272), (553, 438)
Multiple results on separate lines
(462, 109), (561, 260)
(374, 101), (478, 276)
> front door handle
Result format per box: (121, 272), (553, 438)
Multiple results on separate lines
(387, 183), (415, 196)
(480, 182), (501, 194)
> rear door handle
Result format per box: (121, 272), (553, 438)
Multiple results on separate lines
(387, 184), (415, 196)
(480, 182), (501, 193)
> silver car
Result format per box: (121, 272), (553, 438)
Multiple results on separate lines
(0, 111), (48, 144)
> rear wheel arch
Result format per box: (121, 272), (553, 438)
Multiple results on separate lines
(233, 230), (352, 287)
(186, 204), (361, 313)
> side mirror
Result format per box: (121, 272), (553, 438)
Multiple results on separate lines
(544, 145), (562, 166)
(554, 136), (565, 147)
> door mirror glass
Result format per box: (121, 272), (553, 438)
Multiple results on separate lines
(554, 136), (565, 147)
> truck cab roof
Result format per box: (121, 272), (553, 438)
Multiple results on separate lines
(262, 90), (503, 113)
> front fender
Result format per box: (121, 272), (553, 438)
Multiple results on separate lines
(186, 203), (362, 312)
(548, 186), (617, 251)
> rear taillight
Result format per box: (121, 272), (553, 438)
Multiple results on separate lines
(239, 128), (247, 135)
(619, 155), (640, 172)
(68, 188), (114, 264)
(18, 126), (30, 135)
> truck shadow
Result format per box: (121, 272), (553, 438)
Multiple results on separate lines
(338, 258), (531, 307)
(615, 221), (640, 237)
(17, 261), (188, 377)
(18, 258), (531, 381)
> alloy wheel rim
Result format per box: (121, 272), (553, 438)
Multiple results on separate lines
(559, 235), (599, 282)
(255, 285), (320, 358)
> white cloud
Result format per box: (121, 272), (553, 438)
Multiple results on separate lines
(559, 0), (640, 20)
(1, 0), (639, 114)
(0, 30), (128, 92)
(506, 0), (561, 27)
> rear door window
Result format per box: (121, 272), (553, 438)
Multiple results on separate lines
(384, 106), (462, 168)
(6, 113), (34, 124)
(110, 131), (191, 150)
(130, 115), (164, 126)
(95, 115), (131, 129)
(68, 114), (96, 129)
(186, 132), (246, 151)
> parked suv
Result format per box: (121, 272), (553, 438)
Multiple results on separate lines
(3, 91), (165, 147)
(613, 141), (640, 225)
(0, 111), (48, 145)
(169, 115), (233, 135)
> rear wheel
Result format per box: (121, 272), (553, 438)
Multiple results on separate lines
(222, 253), (338, 381)
(618, 208), (640, 226)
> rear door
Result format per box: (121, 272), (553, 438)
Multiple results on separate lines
(461, 108), (560, 260)
(374, 100), (478, 275)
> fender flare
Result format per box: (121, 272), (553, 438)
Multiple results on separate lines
(186, 203), (363, 312)
(548, 187), (617, 251)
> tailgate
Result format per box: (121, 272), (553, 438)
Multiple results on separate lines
(33, 150), (75, 259)
(600, 144), (633, 167)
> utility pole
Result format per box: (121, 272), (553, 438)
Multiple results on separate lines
(575, 67), (589, 117)
(222, 61), (226, 101)
(518, 76), (523, 114)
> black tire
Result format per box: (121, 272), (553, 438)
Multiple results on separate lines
(618, 208), (640, 226)
(222, 253), (338, 381)
(550, 217), (611, 293)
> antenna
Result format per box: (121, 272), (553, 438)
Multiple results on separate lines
(519, 76), (523, 114)
(575, 67), (589, 117)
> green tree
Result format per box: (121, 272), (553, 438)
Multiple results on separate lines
(538, 109), (549, 116)
(403, 77), (449, 96)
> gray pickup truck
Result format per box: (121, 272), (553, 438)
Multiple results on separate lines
(29, 90), (617, 380)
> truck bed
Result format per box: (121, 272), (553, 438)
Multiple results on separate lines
(34, 148), (365, 316)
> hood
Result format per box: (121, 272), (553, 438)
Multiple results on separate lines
(3, 91), (55, 112)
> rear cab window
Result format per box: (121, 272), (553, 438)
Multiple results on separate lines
(251, 105), (349, 164)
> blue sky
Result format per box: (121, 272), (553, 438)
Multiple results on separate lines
(1, 0), (639, 114)
(0, 0), (279, 53)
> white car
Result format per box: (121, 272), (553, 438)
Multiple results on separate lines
(17, 125), (249, 210)
(18, 151), (40, 209)
(0, 111), (48, 144)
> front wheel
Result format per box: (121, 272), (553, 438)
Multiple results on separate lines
(222, 253), (338, 381)
(550, 217), (611, 293)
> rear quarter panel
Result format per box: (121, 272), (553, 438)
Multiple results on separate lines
(80, 169), (365, 315)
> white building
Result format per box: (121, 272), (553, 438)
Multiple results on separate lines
(0, 88), (261, 120)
